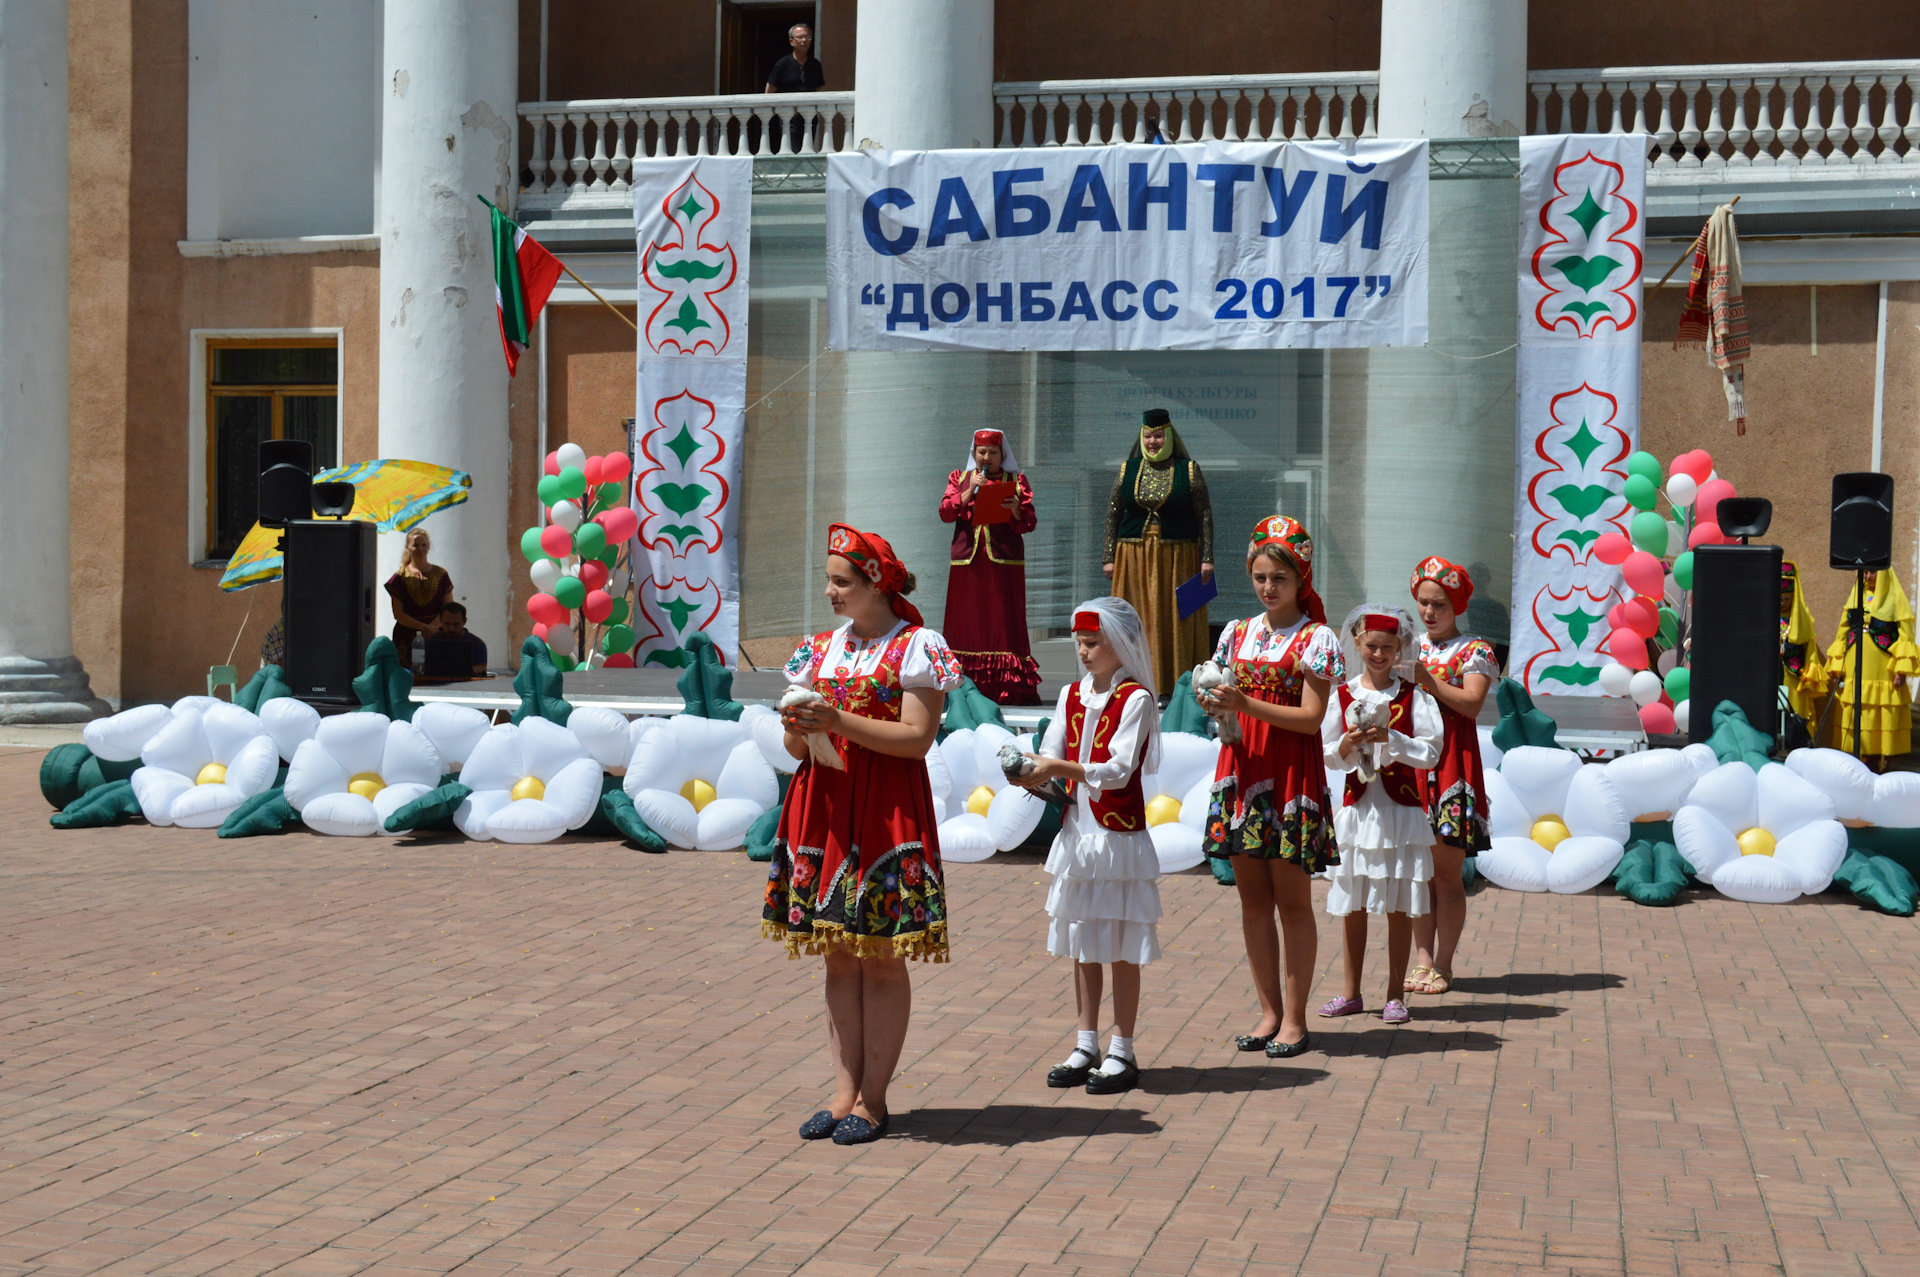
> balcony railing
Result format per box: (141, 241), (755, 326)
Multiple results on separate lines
(992, 72), (1378, 147)
(1527, 61), (1919, 169)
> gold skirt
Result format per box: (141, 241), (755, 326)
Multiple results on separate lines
(1113, 530), (1209, 692)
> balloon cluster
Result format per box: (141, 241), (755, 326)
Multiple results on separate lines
(1592, 449), (1736, 736)
(518, 442), (641, 670)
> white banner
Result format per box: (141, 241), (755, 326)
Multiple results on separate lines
(827, 141), (1428, 352)
(1511, 135), (1647, 693)
(633, 156), (751, 668)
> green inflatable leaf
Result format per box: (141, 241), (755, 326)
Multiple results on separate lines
(1208, 855), (1236, 886)
(1841, 826), (1920, 881)
(234, 664), (293, 712)
(354, 637), (419, 722)
(744, 800), (781, 862)
(40, 744), (139, 809)
(217, 789), (300, 837)
(1704, 699), (1772, 771)
(49, 778), (142, 829)
(1490, 678), (1563, 752)
(511, 636), (573, 726)
(1830, 849), (1918, 917)
(1462, 856), (1478, 888)
(1160, 670), (1214, 738)
(1611, 838), (1694, 905)
(676, 631), (743, 721)
(383, 782), (472, 834)
(600, 786), (669, 853)
(941, 676), (1008, 735)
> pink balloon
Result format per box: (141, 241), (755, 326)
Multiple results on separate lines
(527, 593), (567, 627)
(1671, 450), (1712, 483)
(602, 452), (632, 482)
(544, 451), (560, 477)
(1608, 628), (1650, 669)
(583, 456), (605, 487)
(578, 560), (609, 591)
(1639, 702), (1676, 734)
(1594, 532), (1632, 566)
(540, 524), (573, 557)
(1622, 551), (1664, 599)
(1621, 596), (1660, 638)
(1695, 478), (1736, 522)
(1607, 602), (1630, 633)
(582, 590), (613, 623)
(1688, 520), (1726, 549)
(599, 507), (639, 543)
(532, 622), (549, 642)
(603, 652), (636, 669)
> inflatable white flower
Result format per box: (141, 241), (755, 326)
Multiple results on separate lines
(934, 724), (1045, 863)
(284, 713), (444, 836)
(741, 704), (802, 776)
(454, 717), (603, 843)
(565, 705), (637, 773)
(411, 702), (494, 772)
(623, 714), (778, 849)
(1673, 761), (1846, 903)
(1478, 747), (1630, 893)
(1144, 732), (1218, 874)
(1604, 744), (1719, 821)
(127, 703), (281, 827)
(90, 693), (320, 766)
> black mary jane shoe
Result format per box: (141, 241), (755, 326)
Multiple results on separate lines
(1047, 1053), (1097, 1088)
(1265, 1032), (1313, 1059)
(831, 1112), (890, 1145)
(799, 1109), (838, 1140)
(1084, 1055), (1140, 1095)
(1235, 1029), (1279, 1052)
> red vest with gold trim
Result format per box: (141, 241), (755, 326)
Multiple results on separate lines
(1062, 679), (1149, 832)
(1338, 681), (1425, 809)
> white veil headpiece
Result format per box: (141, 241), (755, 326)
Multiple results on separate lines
(1071, 596), (1162, 778)
(957, 427), (1021, 476)
(1339, 603), (1419, 685)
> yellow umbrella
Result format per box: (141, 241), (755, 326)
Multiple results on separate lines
(218, 460), (472, 591)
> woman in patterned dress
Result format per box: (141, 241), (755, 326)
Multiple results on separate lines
(939, 428), (1042, 704)
(1102, 408), (1216, 693)
(1196, 517), (1343, 1059)
(1408, 557), (1498, 996)
(764, 524), (963, 1145)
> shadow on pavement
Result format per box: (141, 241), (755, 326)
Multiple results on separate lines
(1138, 1063), (1330, 1095)
(897, 1104), (1164, 1145)
(1416, 1001), (1567, 1023)
(1317, 1028), (1505, 1058)
(1446, 972), (1625, 996)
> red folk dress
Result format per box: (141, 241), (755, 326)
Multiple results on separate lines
(939, 469), (1042, 705)
(1203, 615), (1345, 871)
(762, 619), (964, 961)
(1416, 633), (1499, 852)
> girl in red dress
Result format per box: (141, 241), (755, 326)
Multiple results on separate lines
(764, 524), (963, 1145)
(939, 428), (1041, 704)
(1197, 516), (1343, 1059)
(1407, 557), (1498, 996)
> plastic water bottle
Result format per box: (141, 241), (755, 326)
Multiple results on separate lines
(411, 630), (425, 670)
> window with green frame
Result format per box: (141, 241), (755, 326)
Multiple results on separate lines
(206, 339), (339, 560)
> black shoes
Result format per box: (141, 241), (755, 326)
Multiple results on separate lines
(1265, 1032), (1313, 1059)
(1235, 1029), (1278, 1052)
(831, 1112), (889, 1144)
(798, 1109), (837, 1139)
(1048, 1050), (1098, 1088)
(1084, 1055), (1140, 1094)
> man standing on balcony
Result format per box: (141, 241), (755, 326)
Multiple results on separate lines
(764, 22), (824, 152)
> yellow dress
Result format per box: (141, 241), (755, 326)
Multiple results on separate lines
(1780, 561), (1828, 725)
(1824, 568), (1920, 756)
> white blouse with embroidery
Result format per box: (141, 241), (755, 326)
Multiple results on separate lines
(1037, 677), (1155, 796)
(783, 620), (965, 691)
(1214, 613), (1345, 679)
(1418, 632), (1499, 684)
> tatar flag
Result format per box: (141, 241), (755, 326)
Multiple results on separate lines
(482, 196), (563, 377)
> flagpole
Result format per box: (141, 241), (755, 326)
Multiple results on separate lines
(1650, 195), (1740, 292)
(479, 195), (637, 332)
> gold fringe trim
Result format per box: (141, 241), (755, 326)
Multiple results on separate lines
(760, 918), (950, 963)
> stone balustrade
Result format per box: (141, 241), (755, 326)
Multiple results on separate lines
(991, 72), (1379, 148)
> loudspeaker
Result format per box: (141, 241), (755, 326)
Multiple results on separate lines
(1717, 497), (1771, 540)
(283, 519), (377, 702)
(258, 438), (314, 527)
(1688, 543), (1783, 747)
(1831, 472), (1893, 571)
(311, 481), (357, 518)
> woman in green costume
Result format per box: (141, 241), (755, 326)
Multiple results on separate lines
(1101, 409), (1214, 693)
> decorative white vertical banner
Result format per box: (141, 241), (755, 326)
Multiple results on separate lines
(632, 157), (752, 667)
(1511, 135), (1646, 693)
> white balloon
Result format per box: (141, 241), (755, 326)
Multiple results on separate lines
(1628, 670), (1663, 706)
(610, 567), (630, 594)
(1656, 646), (1679, 675)
(1665, 473), (1698, 507)
(547, 623), (574, 653)
(1665, 521), (1686, 558)
(1597, 662), (1634, 697)
(555, 442), (588, 472)
(530, 559), (561, 592)
(551, 500), (582, 531)
(1672, 699), (1690, 734)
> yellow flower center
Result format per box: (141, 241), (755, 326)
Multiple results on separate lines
(347, 771), (385, 800)
(194, 762), (228, 786)
(1737, 827), (1777, 857)
(1530, 815), (1572, 851)
(680, 777), (716, 811)
(967, 785), (996, 817)
(1146, 794), (1183, 827)
(513, 775), (548, 803)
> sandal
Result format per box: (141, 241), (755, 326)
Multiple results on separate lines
(1405, 965), (1437, 993)
(1416, 969), (1452, 995)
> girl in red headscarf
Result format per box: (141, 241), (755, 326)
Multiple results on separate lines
(1407, 556), (1499, 997)
(1195, 516), (1343, 1059)
(939, 428), (1041, 704)
(766, 524), (964, 1145)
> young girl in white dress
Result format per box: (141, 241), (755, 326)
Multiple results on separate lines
(1015, 597), (1162, 1095)
(1319, 605), (1442, 1026)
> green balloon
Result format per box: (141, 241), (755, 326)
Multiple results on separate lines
(556, 467), (587, 500)
(1657, 607), (1680, 649)
(1624, 474), (1658, 512)
(1626, 450), (1664, 483)
(1630, 510), (1668, 555)
(519, 526), (549, 564)
(1673, 551), (1694, 591)
(596, 482), (623, 508)
(1664, 666), (1691, 703)
(598, 547), (619, 567)
(550, 652), (575, 672)
(536, 474), (565, 507)
(601, 624), (636, 654)
(553, 576), (587, 610)
(574, 522), (608, 559)
(607, 598), (629, 625)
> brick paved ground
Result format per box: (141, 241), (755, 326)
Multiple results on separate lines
(2, 745), (1918, 1276)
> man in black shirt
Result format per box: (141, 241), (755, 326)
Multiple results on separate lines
(764, 23), (823, 152)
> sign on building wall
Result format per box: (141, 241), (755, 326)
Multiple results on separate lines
(826, 141), (1429, 352)
(1510, 135), (1647, 693)
(632, 156), (752, 667)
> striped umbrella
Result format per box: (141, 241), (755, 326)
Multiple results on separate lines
(218, 460), (472, 591)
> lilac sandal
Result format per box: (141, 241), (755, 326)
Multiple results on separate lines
(1317, 995), (1365, 1017)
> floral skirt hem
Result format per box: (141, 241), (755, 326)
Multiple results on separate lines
(1202, 787), (1339, 874)
(760, 917), (950, 963)
(1429, 785), (1492, 853)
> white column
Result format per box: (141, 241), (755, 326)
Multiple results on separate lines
(377, 0), (517, 660)
(0, 0), (104, 722)
(1379, 0), (1527, 139)
(854, 0), (993, 151)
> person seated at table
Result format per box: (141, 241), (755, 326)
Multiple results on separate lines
(424, 602), (489, 678)
(386, 528), (452, 668)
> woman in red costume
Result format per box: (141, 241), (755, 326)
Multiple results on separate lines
(1407, 556), (1497, 996)
(765, 524), (963, 1145)
(1197, 516), (1343, 1059)
(939, 428), (1041, 704)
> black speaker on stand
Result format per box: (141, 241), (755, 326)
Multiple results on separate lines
(283, 519), (377, 702)
(1831, 472), (1895, 759)
(1689, 542), (1784, 747)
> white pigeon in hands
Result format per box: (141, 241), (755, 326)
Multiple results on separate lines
(778, 686), (845, 770)
(1190, 661), (1242, 745)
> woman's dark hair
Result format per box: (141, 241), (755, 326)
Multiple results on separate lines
(898, 571), (916, 595)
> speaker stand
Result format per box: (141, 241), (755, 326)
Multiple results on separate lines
(1849, 567), (1868, 760)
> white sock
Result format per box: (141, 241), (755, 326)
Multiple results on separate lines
(1096, 1035), (1135, 1075)
(1060, 1029), (1098, 1069)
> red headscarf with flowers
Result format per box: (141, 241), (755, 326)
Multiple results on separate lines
(827, 523), (924, 627)
(1247, 515), (1326, 624)
(1410, 555), (1474, 615)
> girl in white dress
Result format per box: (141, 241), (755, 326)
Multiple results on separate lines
(1015, 597), (1162, 1095)
(1319, 605), (1442, 1026)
